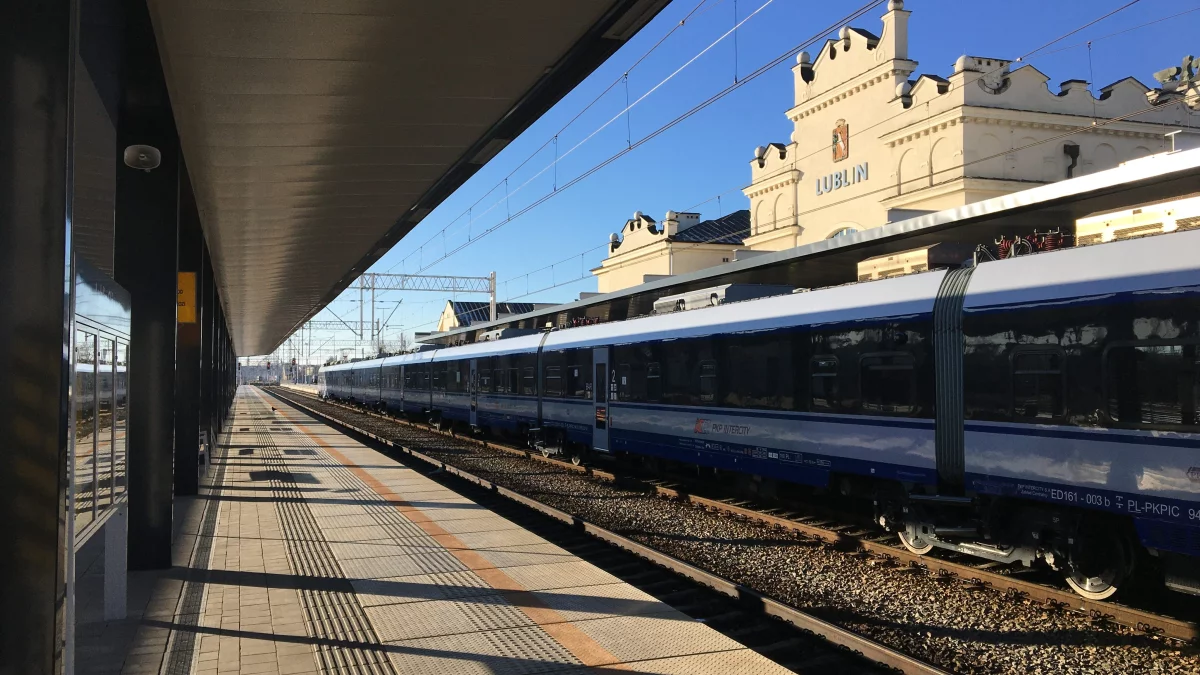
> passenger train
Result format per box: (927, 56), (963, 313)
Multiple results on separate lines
(75, 363), (128, 410)
(319, 230), (1200, 600)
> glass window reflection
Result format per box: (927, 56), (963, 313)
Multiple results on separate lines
(96, 338), (114, 510)
(74, 331), (96, 531)
(115, 341), (127, 498)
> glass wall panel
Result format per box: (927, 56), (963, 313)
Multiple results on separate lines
(114, 341), (127, 498)
(96, 337), (114, 510)
(74, 331), (96, 531)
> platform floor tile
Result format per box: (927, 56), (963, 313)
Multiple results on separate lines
(383, 625), (584, 675)
(132, 386), (801, 675)
(350, 571), (497, 608)
(499, 561), (624, 593)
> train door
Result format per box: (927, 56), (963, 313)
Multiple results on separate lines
(469, 358), (478, 428)
(592, 347), (610, 452)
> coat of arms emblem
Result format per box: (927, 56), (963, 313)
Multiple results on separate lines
(832, 119), (850, 162)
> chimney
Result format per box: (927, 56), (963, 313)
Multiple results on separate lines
(664, 211), (700, 236)
(879, 0), (910, 60)
(662, 210), (680, 236)
(1059, 79), (1089, 96)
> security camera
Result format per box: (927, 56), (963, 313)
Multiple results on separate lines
(123, 145), (161, 172)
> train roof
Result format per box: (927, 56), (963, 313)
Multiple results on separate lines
(541, 269), (947, 351)
(381, 350), (440, 367)
(319, 359), (381, 373)
(965, 229), (1200, 311)
(429, 333), (544, 361)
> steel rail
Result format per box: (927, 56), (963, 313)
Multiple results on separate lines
(274, 385), (1199, 644)
(266, 386), (953, 675)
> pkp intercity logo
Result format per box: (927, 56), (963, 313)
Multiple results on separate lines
(693, 418), (751, 436)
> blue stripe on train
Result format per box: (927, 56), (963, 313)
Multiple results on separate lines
(966, 472), (1200, 556)
(609, 427), (937, 488)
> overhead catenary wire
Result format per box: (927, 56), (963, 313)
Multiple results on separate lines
(492, 0), (1188, 305)
(396, 0), (890, 278)
(745, 0), (1151, 191)
(335, 0), (1176, 342)
(394, 0), (1149, 283)
(400, 0), (784, 272)
(384, 0), (722, 275)
(498, 99), (1195, 303)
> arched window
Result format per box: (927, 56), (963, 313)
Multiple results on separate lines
(828, 227), (858, 239)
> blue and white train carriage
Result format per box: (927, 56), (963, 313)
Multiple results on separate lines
(319, 229), (1200, 600)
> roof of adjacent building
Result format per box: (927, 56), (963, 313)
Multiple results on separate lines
(669, 209), (750, 245)
(449, 301), (547, 327)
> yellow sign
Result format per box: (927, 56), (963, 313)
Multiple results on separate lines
(177, 272), (197, 323)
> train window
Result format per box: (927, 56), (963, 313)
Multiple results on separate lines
(1012, 349), (1064, 420)
(646, 362), (662, 402)
(663, 347), (692, 405)
(1106, 342), (1198, 428)
(522, 366), (536, 396)
(699, 361), (718, 403)
(507, 368), (518, 394)
(567, 364), (587, 398)
(479, 369), (492, 393)
(544, 366), (562, 397)
(723, 335), (786, 410)
(860, 353), (917, 415)
(432, 364), (445, 392)
(451, 365), (461, 390)
(617, 363), (643, 402)
(595, 364), (607, 403)
(810, 356), (839, 411)
(459, 361), (471, 393)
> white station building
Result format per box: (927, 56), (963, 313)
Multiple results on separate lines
(594, 0), (1200, 292)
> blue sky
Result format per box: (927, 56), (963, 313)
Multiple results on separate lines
(295, 0), (1197, 360)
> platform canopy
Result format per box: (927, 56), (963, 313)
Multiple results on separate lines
(151, 0), (667, 355)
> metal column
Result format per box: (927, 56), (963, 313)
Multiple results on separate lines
(112, 0), (180, 570)
(0, 0), (76, 671)
(173, 161), (202, 495)
(199, 240), (215, 452)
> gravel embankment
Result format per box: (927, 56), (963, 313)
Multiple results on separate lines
(276, 391), (1200, 675)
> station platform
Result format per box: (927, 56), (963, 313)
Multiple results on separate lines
(96, 386), (790, 675)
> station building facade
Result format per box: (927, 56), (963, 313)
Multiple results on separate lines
(592, 210), (750, 293)
(742, 0), (1198, 251)
(594, 0), (1200, 292)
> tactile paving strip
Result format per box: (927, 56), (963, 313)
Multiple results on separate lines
(351, 570), (496, 608)
(274, 407), (587, 674)
(251, 403), (396, 675)
(384, 625), (586, 675)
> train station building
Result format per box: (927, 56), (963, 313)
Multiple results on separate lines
(593, 0), (1200, 293)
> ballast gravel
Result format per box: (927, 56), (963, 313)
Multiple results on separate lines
(280, 392), (1200, 675)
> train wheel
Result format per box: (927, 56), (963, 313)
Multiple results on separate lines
(898, 527), (934, 555)
(540, 447), (551, 459)
(1064, 523), (1131, 600)
(570, 453), (583, 466)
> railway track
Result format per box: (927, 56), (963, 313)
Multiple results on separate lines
(269, 386), (1199, 645)
(265, 385), (1200, 674)
(262, 386), (950, 675)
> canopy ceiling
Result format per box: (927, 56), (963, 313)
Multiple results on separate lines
(149, 0), (667, 354)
